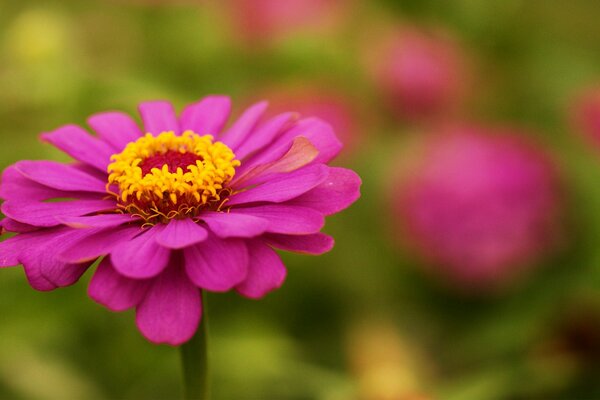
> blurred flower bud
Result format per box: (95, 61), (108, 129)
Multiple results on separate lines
(365, 26), (469, 123)
(571, 87), (600, 153)
(391, 127), (562, 288)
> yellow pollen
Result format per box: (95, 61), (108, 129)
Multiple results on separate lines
(107, 130), (240, 223)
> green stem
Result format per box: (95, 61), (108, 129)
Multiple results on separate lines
(180, 291), (209, 400)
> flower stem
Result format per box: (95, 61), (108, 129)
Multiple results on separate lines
(180, 291), (209, 400)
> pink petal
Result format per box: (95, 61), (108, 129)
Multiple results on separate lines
(89, 257), (150, 311)
(18, 228), (95, 291)
(0, 166), (75, 202)
(228, 164), (329, 206)
(234, 112), (297, 160)
(264, 233), (334, 255)
(1, 218), (37, 233)
(41, 125), (114, 171)
(59, 225), (141, 263)
(15, 160), (107, 193)
(21, 253), (90, 292)
(180, 96), (231, 135)
(0, 227), (69, 267)
(219, 101), (268, 149)
(111, 226), (171, 279)
(154, 218), (208, 249)
(138, 100), (179, 135)
(2, 199), (116, 227)
(236, 240), (286, 299)
(243, 117), (341, 168)
(58, 213), (141, 229)
(136, 262), (202, 345)
(87, 111), (143, 151)
(231, 205), (324, 235)
(200, 212), (269, 238)
(233, 136), (319, 187)
(183, 235), (248, 291)
(287, 167), (361, 215)
(277, 117), (342, 164)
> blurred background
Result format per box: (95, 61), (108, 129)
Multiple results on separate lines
(1, 0), (600, 399)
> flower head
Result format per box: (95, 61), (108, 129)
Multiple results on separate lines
(365, 26), (468, 122)
(0, 96), (361, 345)
(391, 127), (561, 287)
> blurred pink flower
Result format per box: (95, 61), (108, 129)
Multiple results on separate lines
(571, 87), (600, 151)
(366, 27), (469, 122)
(250, 85), (364, 156)
(392, 127), (562, 287)
(223, 0), (347, 45)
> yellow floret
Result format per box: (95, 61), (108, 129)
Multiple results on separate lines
(107, 130), (240, 223)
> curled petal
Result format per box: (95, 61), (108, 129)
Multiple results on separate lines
(233, 136), (319, 187)
(228, 164), (329, 206)
(243, 117), (341, 170)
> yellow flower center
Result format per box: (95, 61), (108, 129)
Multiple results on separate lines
(107, 131), (240, 224)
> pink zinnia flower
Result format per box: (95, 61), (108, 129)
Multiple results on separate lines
(365, 26), (468, 122)
(0, 96), (361, 345)
(571, 87), (600, 152)
(391, 127), (561, 287)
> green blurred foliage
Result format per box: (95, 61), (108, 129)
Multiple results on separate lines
(1, 0), (600, 399)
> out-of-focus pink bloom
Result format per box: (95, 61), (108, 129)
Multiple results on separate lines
(250, 85), (364, 156)
(366, 27), (468, 122)
(223, 0), (347, 45)
(571, 88), (600, 151)
(392, 127), (562, 288)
